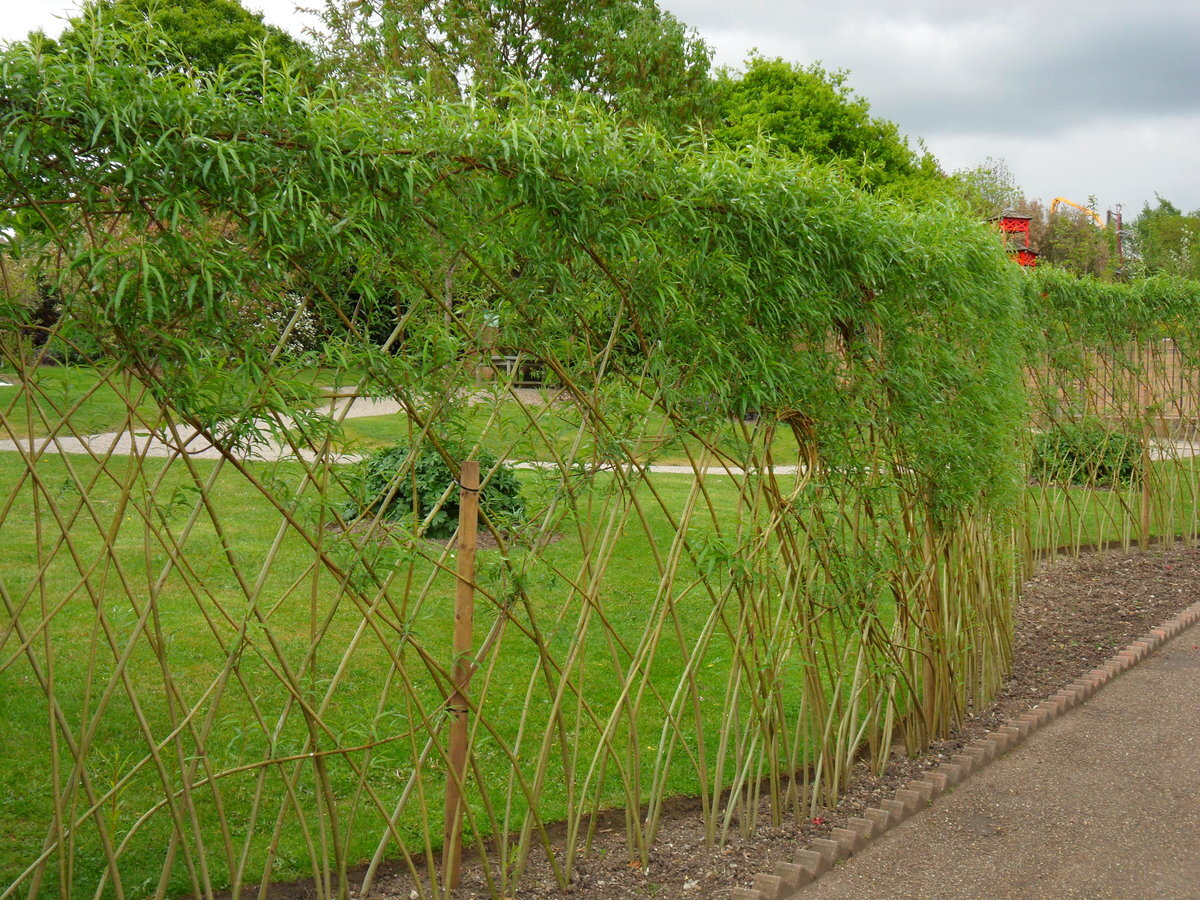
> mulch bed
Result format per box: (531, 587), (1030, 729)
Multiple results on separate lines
(266, 545), (1200, 900)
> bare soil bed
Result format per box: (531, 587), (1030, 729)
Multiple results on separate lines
(263, 545), (1200, 900)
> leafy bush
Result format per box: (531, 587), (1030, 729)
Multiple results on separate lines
(1031, 420), (1143, 487)
(341, 441), (524, 538)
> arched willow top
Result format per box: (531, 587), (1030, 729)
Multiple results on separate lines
(1022, 266), (1200, 344)
(0, 34), (1025, 522)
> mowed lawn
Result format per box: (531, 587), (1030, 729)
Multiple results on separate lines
(1025, 456), (1200, 554)
(0, 366), (160, 440)
(335, 402), (800, 469)
(0, 444), (798, 896)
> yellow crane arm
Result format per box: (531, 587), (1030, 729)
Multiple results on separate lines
(1050, 197), (1105, 228)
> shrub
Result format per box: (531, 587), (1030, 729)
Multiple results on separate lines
(1031, 420), (1143, 487)
(341, 441), (524, 538)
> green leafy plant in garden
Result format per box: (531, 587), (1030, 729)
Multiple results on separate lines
(341, 441), (524, 538)
(1032, 419), (1143, 487)
(713, 55), (938, 193)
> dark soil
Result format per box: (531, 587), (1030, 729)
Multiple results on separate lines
(254, 545), (1200, 900)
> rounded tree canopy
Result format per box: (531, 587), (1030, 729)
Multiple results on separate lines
(43, 0), (309, 74)
(714, 56), (936, 193)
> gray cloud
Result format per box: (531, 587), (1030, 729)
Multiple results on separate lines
(661, 0), (1200, 211)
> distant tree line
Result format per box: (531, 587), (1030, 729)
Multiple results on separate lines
(947, 157), (1199, 281)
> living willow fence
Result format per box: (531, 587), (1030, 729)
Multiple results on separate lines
(1, 36), (1198, 900)
(1022, 270), (1200, 560)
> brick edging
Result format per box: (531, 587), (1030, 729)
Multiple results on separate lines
(730, 599), (1200, 899)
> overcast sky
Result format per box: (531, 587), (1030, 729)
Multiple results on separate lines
(665, 0), (1200, 218)
(3, 0), (1197, 217)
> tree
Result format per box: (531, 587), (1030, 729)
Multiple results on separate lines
(5, 1), (315, 363)
(0, 30), (1031, 897)
(1132, 196), (1200, 279)
(312, 0), (714, 131)
(1031, 199), (1113, 278)
(947, 161), (1124, 278)
(950, 157), (1023, 219)
(712, 56), (936, 192)
(47, 0), (309, 74)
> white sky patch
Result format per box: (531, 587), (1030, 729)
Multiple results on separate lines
(928, 113), (1200, 217)
(0, 0), (319, 41)
(0, 1), (77, 41)
(831, 20), (1011, 99)
(242, 0), (322, 37)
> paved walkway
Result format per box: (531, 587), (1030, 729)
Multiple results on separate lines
(804, 626), (1200, 899)
(4, 382), (1199, 471)
(0, 393), (800, 474)
(0, 394), (406, 462)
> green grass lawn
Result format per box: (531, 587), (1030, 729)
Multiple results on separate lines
(0, 365), (799, 467)
(0, 445), (824, 897)
(6, 439), (1196, 895)
(0, 365), (160, 440)
(336, 403), (802, 469)
(1025, 457), (1200, 554)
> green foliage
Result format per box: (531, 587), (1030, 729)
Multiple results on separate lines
(1021, 266), (1200, 345)
(0, 255), (117, 363)
(0, 254), (40, 326)
(6, 23), (1200, 900)
(47, 0), (310, 74)
(342, 441), (525, 538)
(314, 0), (714, 131)
(1036, 203), (1114, 279)
(1031, 419), (1143, 487)
(0, 24), (1037, 897)
(713, 56), (935, 192)
(1132, 196), (1200, 279)
(950, 156), (1023, 218)
(950, 164), (1121, 279)
(0, 25), (1026, 532)
(1019, 267), (1200, 562)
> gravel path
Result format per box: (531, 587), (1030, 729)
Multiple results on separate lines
(0, 393), (406, 461)
(807, 627), (1200, 899)
(0, 391), (799, 474)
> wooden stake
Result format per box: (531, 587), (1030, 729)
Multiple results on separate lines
(1140, 343), (1152, 549)
(443, 460), (479, 890)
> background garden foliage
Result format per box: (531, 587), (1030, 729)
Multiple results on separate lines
(1031, 420), (1143, 488)
(342, 442), (525, 539)
(3, 10), (1200, 900)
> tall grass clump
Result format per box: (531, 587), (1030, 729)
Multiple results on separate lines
(1, 22), (1028, 899)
